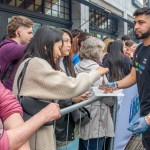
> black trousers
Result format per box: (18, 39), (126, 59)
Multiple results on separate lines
(142, 127), (150, 150)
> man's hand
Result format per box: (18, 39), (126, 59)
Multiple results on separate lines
(104, 82), (118, 87)
(128, 117), (149, 136)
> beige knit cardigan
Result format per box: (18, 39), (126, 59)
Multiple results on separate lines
(12, 57), (100, 150)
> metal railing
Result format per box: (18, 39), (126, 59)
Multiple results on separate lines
(57, 95), (117, 150)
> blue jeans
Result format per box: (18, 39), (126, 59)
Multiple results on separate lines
(56, 137), (79, 150)
(79, 137), (105, 150)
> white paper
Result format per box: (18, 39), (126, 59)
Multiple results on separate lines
(92, 87), (124, 97)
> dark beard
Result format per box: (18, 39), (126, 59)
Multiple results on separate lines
(135, 30), (150, 39)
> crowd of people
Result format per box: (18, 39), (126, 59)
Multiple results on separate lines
(0, 6), (150, 150)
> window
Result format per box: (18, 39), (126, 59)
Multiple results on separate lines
(128, 24), (135, 39)
(33, 23), (41, 35)
(89, 9), (118, 34)
(44, 0), (70, 20)
(3, 0), (70, 20)
(132, 0), (144, 7)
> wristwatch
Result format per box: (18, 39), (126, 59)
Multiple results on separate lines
(116, 82), (119, 88)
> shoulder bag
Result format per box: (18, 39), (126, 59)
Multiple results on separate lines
(17, 59), (52, 125)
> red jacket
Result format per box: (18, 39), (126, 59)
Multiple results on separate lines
(0, 82), (23, 150)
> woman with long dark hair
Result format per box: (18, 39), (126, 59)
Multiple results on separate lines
(56, 28), (76, 149)
(56, 28), (89, 150)
(12, 26), (108, 150)
(103, 40), (132, 81)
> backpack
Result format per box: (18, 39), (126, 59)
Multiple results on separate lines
(0, 41), (16, 83)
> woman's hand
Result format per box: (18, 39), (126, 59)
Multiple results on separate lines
(72, 92), (89, 103)
(96, 66), (109, 76)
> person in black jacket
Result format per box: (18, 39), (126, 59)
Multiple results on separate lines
(104, 7), (150, 150)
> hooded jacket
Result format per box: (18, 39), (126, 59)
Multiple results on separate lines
(0, 38), (26, 90)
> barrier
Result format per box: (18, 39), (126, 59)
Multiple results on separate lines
(55, 85), (140, 150)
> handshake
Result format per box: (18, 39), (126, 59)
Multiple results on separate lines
(99, 82), (119, 93)
(106, 83), (150, 136)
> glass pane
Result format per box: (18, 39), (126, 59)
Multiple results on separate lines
(35, 0), (42, 5)
(65, 1), (69, 8)
(45, 2), (52, 8)
(27, 5), (34, 11)
(65, 14), (69, 20)
(35, 5), (42, 13)
(52, 0), (59, 5)
(60, 1), (64, 7)
(16, 0), (23, 7)
(59, 13), (64, 19)
(52, 4), (58, 11)
(97, 34), (102, 39)
(44, 0), (70, 19)
(60, 6), (64, 13)
(8, 17), (11, 23)
(8, 0), (15, 6)
(52, 10), (58, 17)
(33, 23), (41, 35)
(65, 8), (69, 14)
(47, 25), (56, 28)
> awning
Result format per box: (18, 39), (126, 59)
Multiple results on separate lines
(73, 0), (133, 25)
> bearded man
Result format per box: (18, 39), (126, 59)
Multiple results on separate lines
(105, 7), (150, 150)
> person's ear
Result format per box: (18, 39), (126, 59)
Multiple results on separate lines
(15, 30), (21, 37)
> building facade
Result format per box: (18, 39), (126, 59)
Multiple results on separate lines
(72, 0), (148, 39)
(0, 0), (148, 40)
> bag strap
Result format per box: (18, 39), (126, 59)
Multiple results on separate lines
(80, 107), (91, 119)
(17, 59), (31, 96)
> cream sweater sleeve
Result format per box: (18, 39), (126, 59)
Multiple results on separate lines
(13, 57), (100, 100)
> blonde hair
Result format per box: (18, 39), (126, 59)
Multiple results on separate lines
(7, 16), (34, 38)
(103, 37), (114, 53)
(79, 37), (105, 61)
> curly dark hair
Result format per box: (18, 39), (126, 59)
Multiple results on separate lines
(133, 7), (150, 16)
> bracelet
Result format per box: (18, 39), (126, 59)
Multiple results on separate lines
(116, 83), (119, 88)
